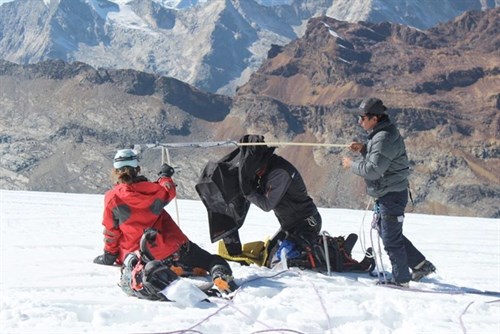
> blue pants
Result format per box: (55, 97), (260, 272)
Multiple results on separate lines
(377, 190), (425, 283)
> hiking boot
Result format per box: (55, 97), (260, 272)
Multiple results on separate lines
(213, 277), (238, 294)
(343, 233), (358, 255)
(211, 265), (238, 294)
(359, 247), (376, 272)
(411, 260), (436, 282)
(378, 279), (409, 288)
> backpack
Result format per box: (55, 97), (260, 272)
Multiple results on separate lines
(273, 233), (374, 273)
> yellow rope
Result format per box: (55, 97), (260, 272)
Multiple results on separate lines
(236, 142), (349, 148)
(136, 141), (349, 149)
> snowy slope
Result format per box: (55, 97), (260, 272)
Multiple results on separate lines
(1, 189), (499, 333)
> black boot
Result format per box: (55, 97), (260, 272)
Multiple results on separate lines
(343, 233), (358, 255)
(358, 247), (376, 272)
(411, 260), (436, 281)
(210, 264), (238, 294)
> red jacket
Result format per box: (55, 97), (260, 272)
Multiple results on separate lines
(101, 176), (189, 264)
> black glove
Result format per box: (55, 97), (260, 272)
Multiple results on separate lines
(93, 251), (118, 265)
(158, 163), (175, 178)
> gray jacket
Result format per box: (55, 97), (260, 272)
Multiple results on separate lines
(351, 117), (410, 198)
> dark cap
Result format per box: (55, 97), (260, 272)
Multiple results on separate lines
(359, 97), (387, 115)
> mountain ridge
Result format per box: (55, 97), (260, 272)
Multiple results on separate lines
(0, 6), (499, 217)
(1, 0), (497, 94)
(219, 7), (500, 217)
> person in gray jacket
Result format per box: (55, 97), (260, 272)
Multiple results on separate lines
(342, 97), (435, 286)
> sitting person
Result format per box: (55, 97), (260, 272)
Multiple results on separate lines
(93, 149), (238, 300)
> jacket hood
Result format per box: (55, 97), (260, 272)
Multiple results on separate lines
(238, 134), (276, 195)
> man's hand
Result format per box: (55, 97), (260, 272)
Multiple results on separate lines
(93, 251), (118, 265)
(348, 142), (364, 153)
(342, 156), (353, 169)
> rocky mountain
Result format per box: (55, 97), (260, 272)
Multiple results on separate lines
(225, 7), (500, 217)
(0, 59), (232, 197)
(0, 7), (499, 217)
(0, 0), (497, 95)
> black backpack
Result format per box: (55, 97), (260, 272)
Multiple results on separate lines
(275, 234), (374, 273)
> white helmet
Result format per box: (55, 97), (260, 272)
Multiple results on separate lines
(113, 149), (138, 169)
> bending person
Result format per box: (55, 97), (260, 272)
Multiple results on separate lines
(238, 135), (322, 267)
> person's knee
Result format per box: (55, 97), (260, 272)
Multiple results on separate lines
(211, 256), (232, 273)
(381, 214), (403, 224)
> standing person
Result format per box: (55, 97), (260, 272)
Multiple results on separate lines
(342, 97), (436, 287)
(238, 135), (322, 266)
(93, 148), (237, 300)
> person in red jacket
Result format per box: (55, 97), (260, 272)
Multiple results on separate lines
(93, 149), (237, 299)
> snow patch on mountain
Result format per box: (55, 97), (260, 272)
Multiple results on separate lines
(0, 0), (497, 94)
(105, 1), (156, 32)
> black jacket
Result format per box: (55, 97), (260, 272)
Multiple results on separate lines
(195, 148), (250, 242)
(246, 155), (318, 231)
(196, 136), (317, 241)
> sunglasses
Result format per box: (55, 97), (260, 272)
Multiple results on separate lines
(114, 155), (137, 162)
(358, 115), (370, 122)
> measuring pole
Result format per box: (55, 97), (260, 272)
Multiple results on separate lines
(161, 146), (181, 227)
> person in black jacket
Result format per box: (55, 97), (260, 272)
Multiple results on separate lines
(196, 134), (373, 272)
(238, 135), (322, 266)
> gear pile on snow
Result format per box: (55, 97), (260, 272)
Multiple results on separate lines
(218, 232), (375, 274)
(119, 230), (236, 303)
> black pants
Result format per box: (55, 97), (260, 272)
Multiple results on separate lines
(265, 211), (322, 267)
(377, 190), (425, 283)
(178, 241), (233, 275)
(287, 211), (322, 240)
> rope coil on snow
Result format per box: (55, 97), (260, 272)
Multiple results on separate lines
(151, 268), (500, 334)
(295, 270), (333, 334)
(459, 299), (500, 334)
(153, 271), (309, 334)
